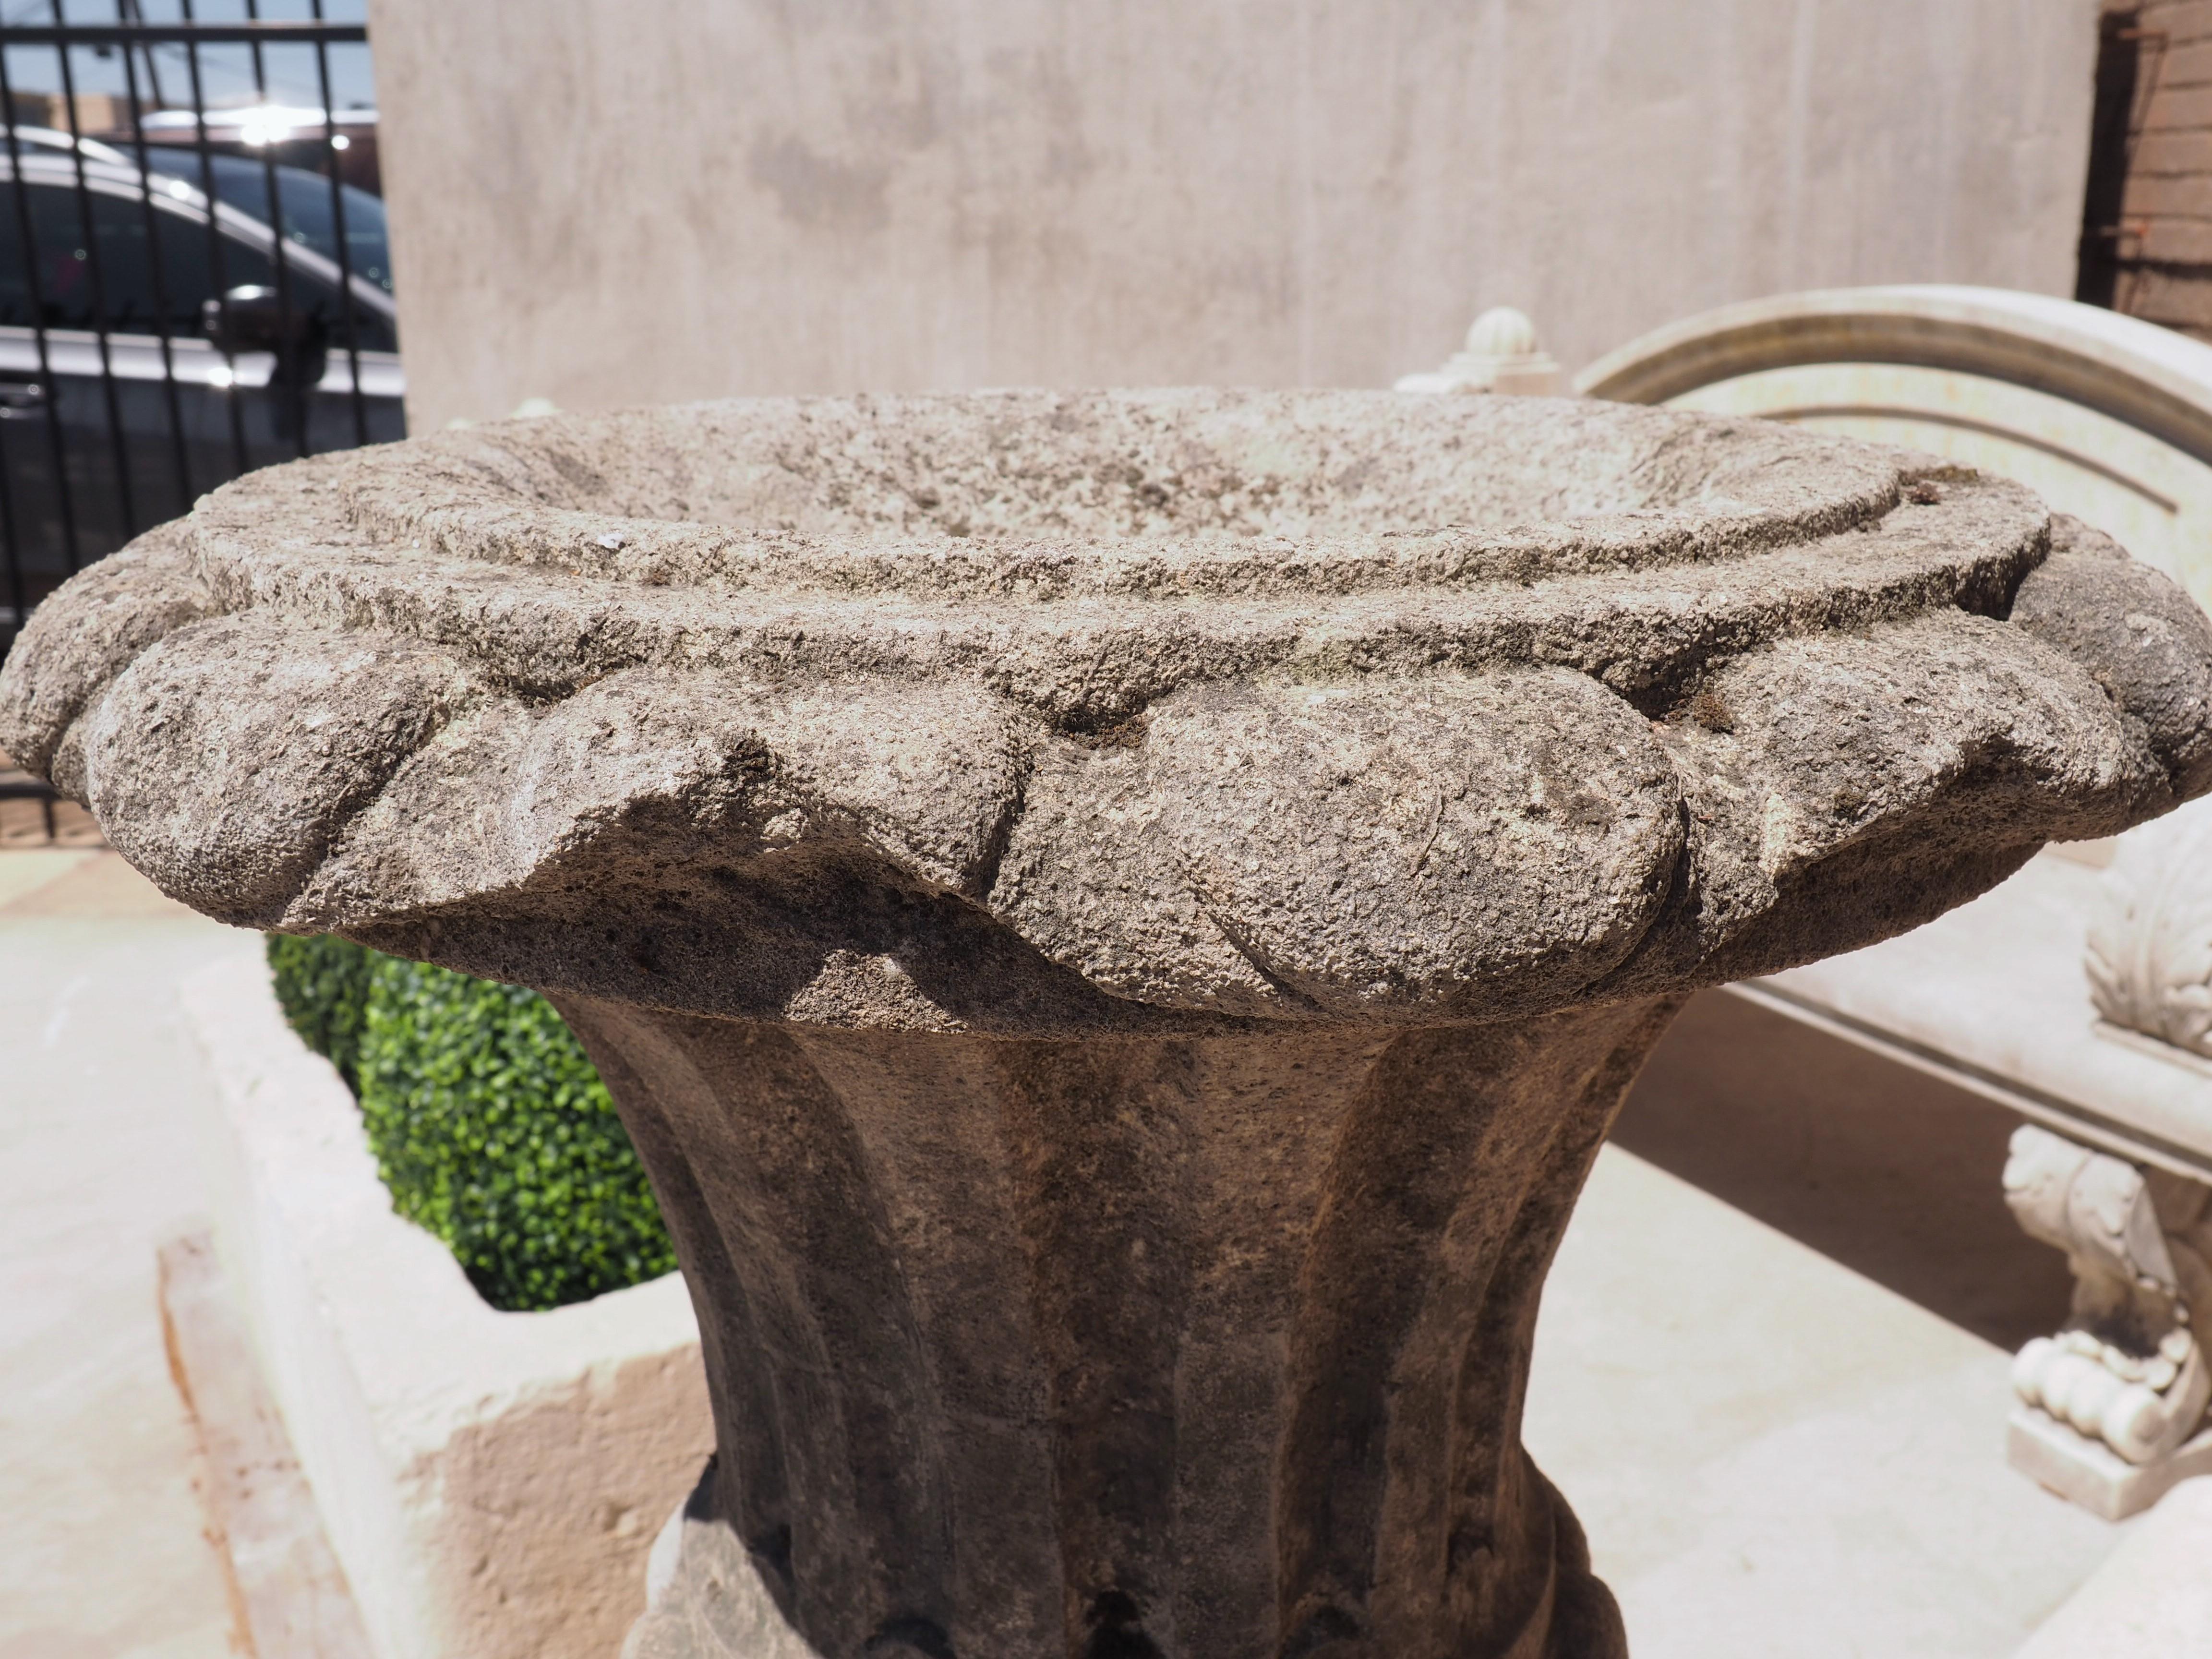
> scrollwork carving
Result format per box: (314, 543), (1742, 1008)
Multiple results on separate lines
(2004, 1125), (2212, 1466)
(2087, 796), (2212, 1058)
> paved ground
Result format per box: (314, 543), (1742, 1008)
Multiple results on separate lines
(0, 851), (262, 1659)
(1529, 1147), (2124, 1659)
(0, 850), (2130, 1658)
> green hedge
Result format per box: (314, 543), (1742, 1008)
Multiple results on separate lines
(266, 937), (675, 1311)
(267, 933), (378, 1094)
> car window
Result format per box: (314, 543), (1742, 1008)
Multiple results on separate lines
(0, 179), (395, 351)
(144, 149), (393, 294)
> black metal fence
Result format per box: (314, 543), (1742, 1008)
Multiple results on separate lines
(0, 3), (395, 839)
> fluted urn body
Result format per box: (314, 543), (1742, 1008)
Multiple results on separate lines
(7, 391), (2211, 1659)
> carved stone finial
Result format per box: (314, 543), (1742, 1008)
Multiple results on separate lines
(1464, 305), (1541, 358)
(5, 392), (2211, 1655)
(1395, 307), (1562, 396)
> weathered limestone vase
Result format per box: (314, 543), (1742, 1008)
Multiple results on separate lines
(8, 391), (2212, 1659)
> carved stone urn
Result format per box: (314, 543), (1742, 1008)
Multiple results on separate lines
(7, 392), (2211, 1659)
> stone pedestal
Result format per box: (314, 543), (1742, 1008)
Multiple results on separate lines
(6, 390), (2212, 1657)
(585, 1003), (1675, 1659)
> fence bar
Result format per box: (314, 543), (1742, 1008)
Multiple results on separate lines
(0, 23), (366, 47)
(0, 370), (23, 650)
(51, 0), (142, 541)
(118, 25), (195, 510)
(310, 0), (366, 446)
(175, 0), (252, 478)
(0, 32), (84, 572)
(242, 0), (310, 458)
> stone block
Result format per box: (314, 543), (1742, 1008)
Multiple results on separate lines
(179, 952), (712, 1659)
(2008, 1407), (2212, 1523)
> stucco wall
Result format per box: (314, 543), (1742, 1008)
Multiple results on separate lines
(366, 0), (2101, 430)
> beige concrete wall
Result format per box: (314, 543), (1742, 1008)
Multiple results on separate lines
(366, 0), (2101, 431)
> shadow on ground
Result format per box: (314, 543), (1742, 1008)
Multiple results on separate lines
(1615, 988), (2072, 1352)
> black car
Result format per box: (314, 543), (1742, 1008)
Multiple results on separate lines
(0, 126), (404, 636)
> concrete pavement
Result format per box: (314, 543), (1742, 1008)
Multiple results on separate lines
(1, 851), (261, 1659)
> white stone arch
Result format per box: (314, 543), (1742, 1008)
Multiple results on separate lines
(1578, 285), (2212, 615)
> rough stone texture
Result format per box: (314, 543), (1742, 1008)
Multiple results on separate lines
(5, 389), (2209, 1658)
(589, 1001), (1674, 1659)
(0, 393), (2186, 1029)
(2010, 515), (2212, 804)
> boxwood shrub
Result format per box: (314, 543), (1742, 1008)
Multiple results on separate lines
(267, 932), (378, 1094)
(266, 936), (676, 1311)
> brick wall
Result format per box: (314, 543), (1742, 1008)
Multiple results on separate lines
(2088, 0), (2212, 337)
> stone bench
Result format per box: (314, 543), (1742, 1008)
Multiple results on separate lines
(1566, 285), (2212, 1517)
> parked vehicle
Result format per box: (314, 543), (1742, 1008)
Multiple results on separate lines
(128, 104), (383, 197)
(0, 125), (403, 636)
